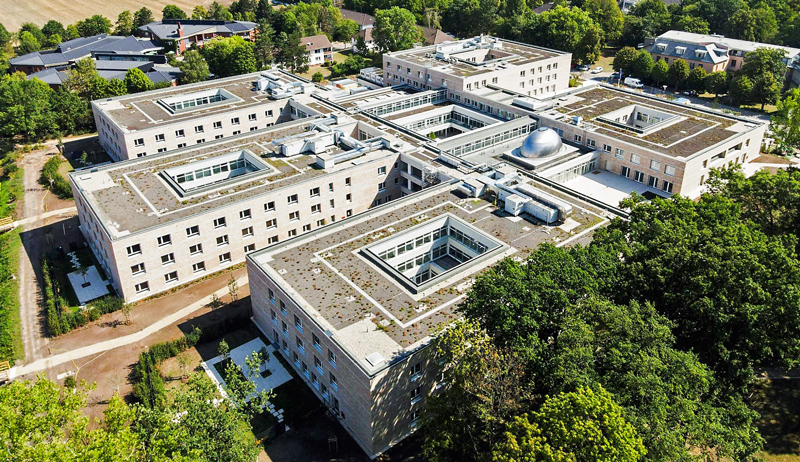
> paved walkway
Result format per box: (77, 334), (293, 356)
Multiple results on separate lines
(12, 206), (77, 228)
(9, 275), (249, 380)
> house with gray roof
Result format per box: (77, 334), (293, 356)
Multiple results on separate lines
(9, 34), (161, 74)
(138, 19), (257, 55)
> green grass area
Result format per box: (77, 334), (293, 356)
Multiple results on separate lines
(0, 228), (24, 363)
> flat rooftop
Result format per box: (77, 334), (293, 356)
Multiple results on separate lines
(389, 37), (565, 78)
(93, 71), (326, 132)
(249, 183), (606, 375)
(542, 86), (763, 158)
(71, 115), (414, 237)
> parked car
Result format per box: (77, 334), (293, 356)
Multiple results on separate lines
(591, 66), (603, 74)
(578, 64), (591, 71)
(683, 90), (697, 96)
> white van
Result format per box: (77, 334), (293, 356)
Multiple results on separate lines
(624, 77), (644, 89)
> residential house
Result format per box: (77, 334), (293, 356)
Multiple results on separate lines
(138, 19), (257, 55)
(301, 35), (333, 66)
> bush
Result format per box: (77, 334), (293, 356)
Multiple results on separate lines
(41, 156), (72, 199)
(0, 229), (21, 363)
(132, 327), (202, 407)
(311, 71), (324, 83)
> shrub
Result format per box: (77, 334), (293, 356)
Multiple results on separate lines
(41, 156), (72, 199)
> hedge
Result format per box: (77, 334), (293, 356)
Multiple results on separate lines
(0, 230), (21, 363)
(41, 155), (72, 199)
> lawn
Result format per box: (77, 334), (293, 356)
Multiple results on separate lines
(297, 51), (362, 82)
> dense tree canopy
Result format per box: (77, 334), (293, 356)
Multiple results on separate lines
(202, 36), (257, 77)
(373, 7), (420, 52)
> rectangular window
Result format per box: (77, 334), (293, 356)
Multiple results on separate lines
(314, 356), (323, 372)
(330, 373), (338, 390)
(313, 333), (321, 350)
(161, 253), (175, 265)
(176, 143), (186, 149)
(288, 194), (298, 204)
(310, 187), (320, 197)
(189, 244), (203, 255)
(127, 244), (142, 256)
(664, 165), (676, 176)
(411, 362), (421, 378)
(346, 193), (351, 203)
(213, 121), (222, 129)
(164, 271), (178, 283)
(328, 349), (336, 365)
(268, 236), (278, 244)
(330, 199), (335, 208)
(411, 386), (422, 402)
(378, 166), (386, 175)
(231, 117), (240, 125)
(633, 170), (645, 183)
(271, 309), (277, 321)
(131, 263), (146, 275)
(244, 243), (255, 253)
(213, 217), (226, 228)
(289, 211), (299, 221)
(316, 219), (326, 227)
(155, 134), (165, 142)
(620, 166), (631, 178)
(266, 218), (277, 229)
(134, 138), (144, 147)
(647, 176), (659, 188)
(302, 224), (311, 232)
(650, 160), (661, 171)
(175, 129), (185, 138)
(574, 134), (582, 143)
(378, 182), (386, 192)
(311, 204), (321, 214)
(192, 261), (206, 273)
(662, 180), (674, 193)
(248, 113), (257, 121)
(345, 177), (351, 186)
(269, 288), (275, 302)
(329, 183), (334, 192)
(630, 154), (641, 164)
(216, 235), (229, 247)
(239, 209), (251, 220)
(346, 209), (352, 218)
(615, 148), (624, 159)
(196, 139), (205, 144)
(296, 337), (305, 353)
(602, 144), (612, 153)
(219, 252), (232, 264)
(294, 314), (302, 331)
(242, 226), (254, 237)
(215, 134), (223, 140)
(186, 225), (200, 237)
(135, 282), (150, 293)
(265, 201), (275, 212)
(157, 148), (167, 153)
(195, 125), (204, 133)
(288, 229), (297, 237)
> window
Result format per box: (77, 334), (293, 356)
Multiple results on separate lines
(650, 160), (661, 171)
(164, 271), (178, 283)
(242, 226), (254, 237)
(647, 176), (659, 188)
(192, 261), (206, 273)
(310, 187), (320, 197)
(411, 386), (422, 403)
(213, 217), (227, 228)
(328, 349), (337, 365)
(195, 125), (204, 133)
(378, 166), (386, 175)
(231, 117), (240, 125)
(232, 130), (240, 135)
(330, 373), (338, 390)
(186, 225), (200, 237)
(219, 252), (231, 263)
(302, 224), (311, 232)
(345, 177), (351, 186)
(239, 209), (251, 220)
(302, 362), (308, 376)
(213, 121), (222, 129)
(216, 235), (229, 247)
(214, 134), (223, 140)
(196, 139), (205, 144)
(127, 244), (142, 257)
(266, 218), (277, 229)
(313, 333), (321, 351)
(177, 143), (186, 149)
(378, 182), (386, 192)
(271, 309), (277, 322)
(614, 148), (624, 159)
(268, 236), (278, 244)
(620, 166), (631, 178)
(316, 219), (326, 227)
(630, 153), (641, 164)
(311, 204), (321, 214)
(157, 148), (167, 153)
(288, 229), (297, 237)
(175, 129), (185, 138)
(346, 193), (352, 203)
(312, 373), (318, 388)
(296, 337), (305, 353)
(135, 282), (150, 294)
(161, 253), (176, 265)
(294, 314), (302, 331)
(346, 209), (352, 218)
(662, 180), (674, 193)
(574, 134), (582, 143)
(411, 362), (421, 379)
(586, 138), (596, 148)
(131, 263), (146, 275)
(293, 352), (299, 365)
(602, 144), (612, 153)
(189, 244), (203, 255)
(249, 113), (257, 121)
(282, 340), (288, 353)
(289, 211), (299, 221)
(411, 410), (420, 425)
(664, 165), (676, 176)
(244, 243), (255, 253)
(265, 201), (275, 212)
(633, 170), (645, 183)
(288, 194), (298, 204)
(269, 288), (275, 302)
(329, 183), (334, 192)
(330, 199), (335, 208)
(314, 356), (323, 372)
(280, 300), (286, 314)
(134, 138), (144, 147)
(155, 134), (165, 142)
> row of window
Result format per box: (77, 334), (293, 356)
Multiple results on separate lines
(133, 110), (276, 147)
(619, 166), (675, 193)
(132, 251), (236, 294)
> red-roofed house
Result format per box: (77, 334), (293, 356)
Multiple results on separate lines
(301, 35), (333, 66)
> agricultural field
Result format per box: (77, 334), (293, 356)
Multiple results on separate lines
(3, 0), (234, 32)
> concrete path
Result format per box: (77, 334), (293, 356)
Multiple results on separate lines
(12, 206), (77, 228)
(9, 275), (249, 380)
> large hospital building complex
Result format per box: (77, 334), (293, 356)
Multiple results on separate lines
(71, 36), (767, 457)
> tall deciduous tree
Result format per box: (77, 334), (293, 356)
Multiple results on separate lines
(582, 0), (624, 43)
(114, 11), (134, 36)
(770, 89), (800, 154)
(704, 70), (728, 97)
(0, 72), (56, 140)
(124, 68), (153, 93)
(76, 15), (112, 37)
(492, 386), (646, 462)
(373, 7), (420, 52)
(133, 8), (155, 29)
(525, 5), (601, 64)
(612, 46), (638, 74)
(254, 20), (274, 69)
(667, 58), (689, 89)
(162, 5), (188, 20)
(177, 50), (210, 84)
(631, 49), (654, 79)
(202, 36), (257, 77)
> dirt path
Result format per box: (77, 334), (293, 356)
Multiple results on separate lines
(17, 148), (63, 364)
